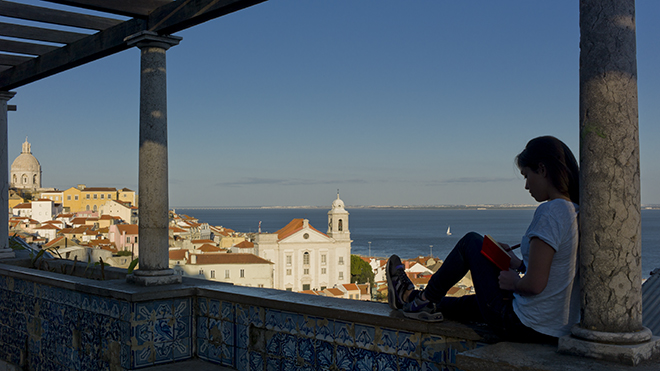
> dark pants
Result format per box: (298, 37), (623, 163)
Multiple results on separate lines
(424, 232), (555, 343)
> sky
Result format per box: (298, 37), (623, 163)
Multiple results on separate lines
(6, 1), (660, 207)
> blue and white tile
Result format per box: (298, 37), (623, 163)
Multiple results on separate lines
(398, 331), (420, 358)
(174, 316), (190, 340)
(265, 331), (282, 355)
(236, 304), (249, 325)
(208, 299), (221, 319)
(236, 323), (249, 349)
(314, 317), (333, 342)
(375, 352), (398, 371)
(334, 320), (354, 346)
(315, 340), (334, 369)
(299, 315), (315, 338)
(297, 337), (315, 365)
(133, 346), (153, 368)
(249, 350), (263, 371)
(221, 344), (234, 367)
(197, 316), (209, 339)
(420, 335), (445, 363)
(249, 306), (264, 328)
(221, 301), (234, 322)
(173, 337), (191, 360)
(334, 345), (353, 371)
(236, 346), (249, 371)
(154, 340), (173, 363)
(265, 309), (282, 331)
(198, 297), (208, 317)
(153, 318), (175, 343)
(280, 333), (297, 359)
(155, 301), (173, 319)
(421, 361), (444, 371)
(354, 348), (377, 371)
(174, 298), (191, 318)
(399, 357), (421, 371)
(221, 320), (234, 346)
(267, 356), (281, 371)
(280, 312), (300, 335)
(355, 325), (375, 349)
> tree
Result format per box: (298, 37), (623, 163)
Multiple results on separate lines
(350, 255), (374, 286)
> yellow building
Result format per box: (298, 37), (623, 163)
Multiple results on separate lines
(62, 187), (83, 213)
(118, 188), (137, 206)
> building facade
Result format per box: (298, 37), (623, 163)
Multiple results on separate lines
(254, 195), (352, 292)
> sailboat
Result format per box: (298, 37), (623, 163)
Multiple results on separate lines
(446, 226), (452, 236)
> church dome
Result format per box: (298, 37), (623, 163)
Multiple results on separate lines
(332, 194), (345, 209)
(11, 152), (41, 172)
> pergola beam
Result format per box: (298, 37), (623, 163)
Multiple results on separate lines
(44, 0), (173, 18)
(0, 1), (123, 31)
(0, 39), (59, 56)
(0, 22), (88, 44)
(0, 0), (269, 91)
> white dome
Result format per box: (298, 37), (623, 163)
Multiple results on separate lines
(11, 153), (40, 172)
(332, 196), (345, 209)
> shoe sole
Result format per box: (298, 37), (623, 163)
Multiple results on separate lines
(386, 258), (400, 310)
(402, 310), (444, 322)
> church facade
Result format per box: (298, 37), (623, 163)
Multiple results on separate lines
(254, 195), (352, 292)
(10, 138), (41, 190)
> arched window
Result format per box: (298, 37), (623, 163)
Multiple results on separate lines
(33, 174), (37, 185)
(22, 174), (28, 184)
(12, 174), (16, 184)
(93, 205), (98, 212)
(86, 205), (90, 211)
(303, 252), (310, 265)
(338, 219), (343, 231)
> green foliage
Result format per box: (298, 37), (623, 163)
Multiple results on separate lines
(116, 250), (132, 257)
(127, 258), (139, 274)
(350, 255), (374, 286)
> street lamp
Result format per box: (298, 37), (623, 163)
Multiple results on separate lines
(430, 245), (433, 257)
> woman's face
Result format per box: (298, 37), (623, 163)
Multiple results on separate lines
(521, 166), (552, 202)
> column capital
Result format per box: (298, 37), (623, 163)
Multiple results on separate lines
(125, 31), (182, 50)
(0, 91), (16, 102)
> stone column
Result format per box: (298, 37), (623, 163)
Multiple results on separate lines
(125, 31), (182, 286)
(0, 91), (16, 259)
(558, 0), (660, 365)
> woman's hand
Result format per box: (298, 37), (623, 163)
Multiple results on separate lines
(498, 269), (520, 291)
(509, 253), (523, 270)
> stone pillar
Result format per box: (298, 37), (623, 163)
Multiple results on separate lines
(558, 0), (660, 364)
(125, 31), (182, 286)
(0, 91), (16, 259)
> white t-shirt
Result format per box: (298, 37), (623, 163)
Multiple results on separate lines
(512, 199), (580, 337)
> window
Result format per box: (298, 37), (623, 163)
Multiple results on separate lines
(93, 194), (97, 199)
(75, 195), (78, 201)
(338, 219), (343, 231)
(339, 272), (344, 280)
(304, 268), (309, 275)
(211, 270), (215, 278)
(320, 286), (326, 290)
(321, 254), (326, 265)
(286, 269), (292, 276)
(86, 194), (90, 199)
(126, 237), (131, 243)
(225, 270), (230, 279)
(240, 269), (245, 278)
(86, 205), (90, 211)
(56, 196), (60, 201)
(286, 288), (293, 292)
(303, 252), (310, 265)
(321, 268), (326, 275)
(67, 195), (71, 201)
(108, 194), (112, 199)
(303, 284), (310, 291)
(199, 269), (204, 276)
(93, 205), (97, 212)
(100, 194), (104, 199)
(338, 256), (344, 265)
(286, 255), (292, 266)
(134, 236), (138, 243)
(258, 284), (264, 288)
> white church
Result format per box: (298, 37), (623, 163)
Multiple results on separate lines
(254, 194), (352, 292)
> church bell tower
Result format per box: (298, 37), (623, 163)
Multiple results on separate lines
(327, 192), (350, 241)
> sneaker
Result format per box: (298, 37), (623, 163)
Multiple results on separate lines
(386, 255), (414, 310)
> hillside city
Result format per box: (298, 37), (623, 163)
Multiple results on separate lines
(9, 138), (474, 302)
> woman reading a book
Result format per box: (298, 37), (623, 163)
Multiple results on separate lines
(387, 136), (580, 342)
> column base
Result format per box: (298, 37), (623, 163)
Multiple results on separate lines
(0, 249), (15, 259)
(127, 269), (182, 286)
(558, 334), (660, 366)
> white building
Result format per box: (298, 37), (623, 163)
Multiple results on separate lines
(172, 253), (274, 288)
(101, 199), (138, 224)
(254, 194), (352, 292)
(30, 199), (63, 224)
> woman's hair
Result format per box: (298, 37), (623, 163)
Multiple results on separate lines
(516, 136), (579, 204)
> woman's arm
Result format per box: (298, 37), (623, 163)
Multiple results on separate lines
(498, 237), (555, 295)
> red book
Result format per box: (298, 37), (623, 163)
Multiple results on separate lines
(480, 235), (511, 271)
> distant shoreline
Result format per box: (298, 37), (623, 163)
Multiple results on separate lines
(173, 204), (660, 211)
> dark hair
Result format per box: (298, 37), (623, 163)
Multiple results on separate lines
(516, 136), (579, 204)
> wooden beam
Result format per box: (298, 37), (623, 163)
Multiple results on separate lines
(8, 104), (16, 111)
(0, 22), (88, 44)
(44, 0), (172, 18)
(0, 18), (146, 90)
(0, 39), (59, 56)
(0, 1), (123, 31)
(148, 0), (268, 35)
(0, 54), (32, 66)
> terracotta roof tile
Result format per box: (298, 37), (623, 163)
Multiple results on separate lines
(275, 219), (326, 241)
(169, 249), (187, 260)
(235, 240), (254, 248)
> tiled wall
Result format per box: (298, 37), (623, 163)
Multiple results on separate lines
(0, 271), (484, 371)
(0, 274), (192, 370)
(196, 297), (484, 371)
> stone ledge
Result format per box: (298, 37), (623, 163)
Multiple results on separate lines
(457, 341), (660, 371)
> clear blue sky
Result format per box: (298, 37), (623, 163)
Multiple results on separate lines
(8, 1), (660, 207)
